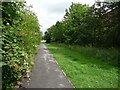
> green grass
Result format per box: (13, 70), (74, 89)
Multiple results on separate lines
(45, 43), (119, 88)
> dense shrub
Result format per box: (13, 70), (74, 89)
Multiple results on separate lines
(1, 1), (41, 89)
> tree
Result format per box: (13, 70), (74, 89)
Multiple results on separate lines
(45, 1), (120, 48)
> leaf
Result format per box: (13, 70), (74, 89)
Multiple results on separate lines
(13, 39), (17, 42)
(0, 62), (7, 67)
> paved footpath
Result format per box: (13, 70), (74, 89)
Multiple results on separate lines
(22, 44), (73, 88)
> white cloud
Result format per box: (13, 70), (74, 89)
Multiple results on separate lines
(25, 0), (95, 34)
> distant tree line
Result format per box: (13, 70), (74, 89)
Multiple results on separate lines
(44, 1), (120, 48)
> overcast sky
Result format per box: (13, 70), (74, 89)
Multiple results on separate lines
(25, 0), (95, 34)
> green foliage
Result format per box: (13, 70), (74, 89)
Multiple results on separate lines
(45, 21), (65, 43)
(93, 1), (120, 47)
(2, 1), (41, 89)
(44, 2), (120, 88)
(44, 2), (120, 48)
(44, 31), (51, 43)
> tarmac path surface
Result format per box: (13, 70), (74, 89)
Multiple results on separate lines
(22, 44), (73, 88)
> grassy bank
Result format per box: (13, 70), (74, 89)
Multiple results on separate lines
(45, 43), (119, 88)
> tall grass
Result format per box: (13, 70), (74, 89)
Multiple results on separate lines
(67, 44), (119, 67)
(45, 43), (119, 88)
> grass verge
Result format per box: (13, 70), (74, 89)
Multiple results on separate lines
(45, 43), (119, 88)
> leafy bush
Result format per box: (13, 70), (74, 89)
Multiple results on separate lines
(1, 1), (41, 89)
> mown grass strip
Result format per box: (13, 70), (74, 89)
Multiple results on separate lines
(45, 43), (118, 88)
